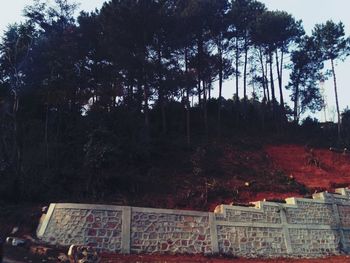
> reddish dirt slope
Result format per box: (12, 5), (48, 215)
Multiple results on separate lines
(266, 144), (350, 191)
(157, 143), (350, 211)
(210, 144), (306, 206)
(4, 144), (350, 263)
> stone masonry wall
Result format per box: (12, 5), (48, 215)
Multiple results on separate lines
(289, 229), (339, 255)
(284, 200), (336, 225)
(130, 211), (212, 254)
(38, 204), (123, 252)
(217, 226), (287, 256)
(37, 188), (350, 258)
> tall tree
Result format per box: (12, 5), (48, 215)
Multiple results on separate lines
(148, 0), (179, 135)
(251, 10), (303, 119)
(312, 21), (350, 139)
(229, 0), (266, 102)
(99, 0), (163, 133)
(177, 0), (229, 139)
(0, 22), (36, 197)
(174, 2), (197, 145)
(271, 11), (303, 115)
(210, 0), (231, 137)
(24, 0), (81, 172)
(287, 36), (324, 122)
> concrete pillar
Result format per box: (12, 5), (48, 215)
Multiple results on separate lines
(209, 213), (219, 254)
(279, 205), (293, 254)
(121, 206), (131, 254)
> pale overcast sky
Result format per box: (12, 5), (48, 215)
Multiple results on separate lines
(0, 0), (349, 121)
(259, 0), (350, 121)
(0, 1), (106, 30)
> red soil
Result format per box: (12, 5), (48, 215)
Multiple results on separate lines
(100, 144), (350, 262)
(266, 144), (350, 191)
(210, 144), (306, 206)
(4, 144), (350, 263)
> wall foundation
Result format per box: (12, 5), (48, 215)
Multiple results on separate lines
(37, 188), (350, 258)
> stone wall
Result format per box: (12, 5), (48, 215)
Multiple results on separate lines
(37, 204), (124, 252)
(37, 188), (350, 258)
(130, 209), (212, 254)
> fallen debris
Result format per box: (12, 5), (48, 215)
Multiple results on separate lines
(5, 237), (26, 247)
(68, 245), (100, 263)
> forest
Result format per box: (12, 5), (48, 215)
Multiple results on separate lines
(0, 0), (350, 205)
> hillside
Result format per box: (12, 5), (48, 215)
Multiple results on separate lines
(266, 144), (350, 190)
(2, 142), (350, 262)
(109, 142), (350, 211)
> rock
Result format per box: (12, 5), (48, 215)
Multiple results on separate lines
(30, 245), (54, 257)
(58, 253), (69, 263)
(42, 206), (48, 213)
(6, 237), (26, 246)
(68, 245), (100, 263)
(10, 227), (19, 235)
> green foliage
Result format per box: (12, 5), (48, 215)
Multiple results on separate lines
(341, 108), (350, 144)
(0, 0), (347, 203)
(312, 20), (350, 139)
(287, 36), (324, 121)
(312, 21), (350, 61)
(251, 10), (303, 52)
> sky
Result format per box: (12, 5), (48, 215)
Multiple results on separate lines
(259, 0), (350, 121)
(0, 0), (106, 31)
(0, 0), (349, 121)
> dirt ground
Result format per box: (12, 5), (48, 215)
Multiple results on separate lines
(84, 145), (350, 262)
(3, 250), (350, 263)
(3, 245), (350, 262)
(100, 254), (350, 263)
(2, 144), (350, 262)
(266, 144), (350, 190)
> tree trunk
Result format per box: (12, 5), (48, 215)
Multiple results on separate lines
(218, 42), (223, 138)
(258, 48), (267, 102)
(197, 36), (203, 107)
(208, 82), (211, 100)
(265, 58), (270, 102)
(160, 96), (166, 134)
(186, 88), (191, 145)
(331, 58), (341, 140)
(202, 80), (208, 140)
(269, 52), (276, 110)
(142, 32), (150, 133)
(185, 48), (191, 145)
(126, 84), (132, 106)
(235, 38), (239, 102)
(197, 75), (201, 106)
(157, 45), (167, 134)
(45, 94), (50, 170)
(143, 82), (150, 130)
(275, 50), (285, 115)
(0, 120), (9, 165)
(12, 92), (23, 201)
(142, 64), (150, 131)
(243, 41), (248, 102)
(293, 82), (300, 123)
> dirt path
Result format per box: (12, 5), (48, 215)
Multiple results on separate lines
(3, 258), (26, 263)
(100, 254), (350, 263)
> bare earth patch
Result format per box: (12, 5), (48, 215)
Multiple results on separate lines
(100, 254), (350, 263)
